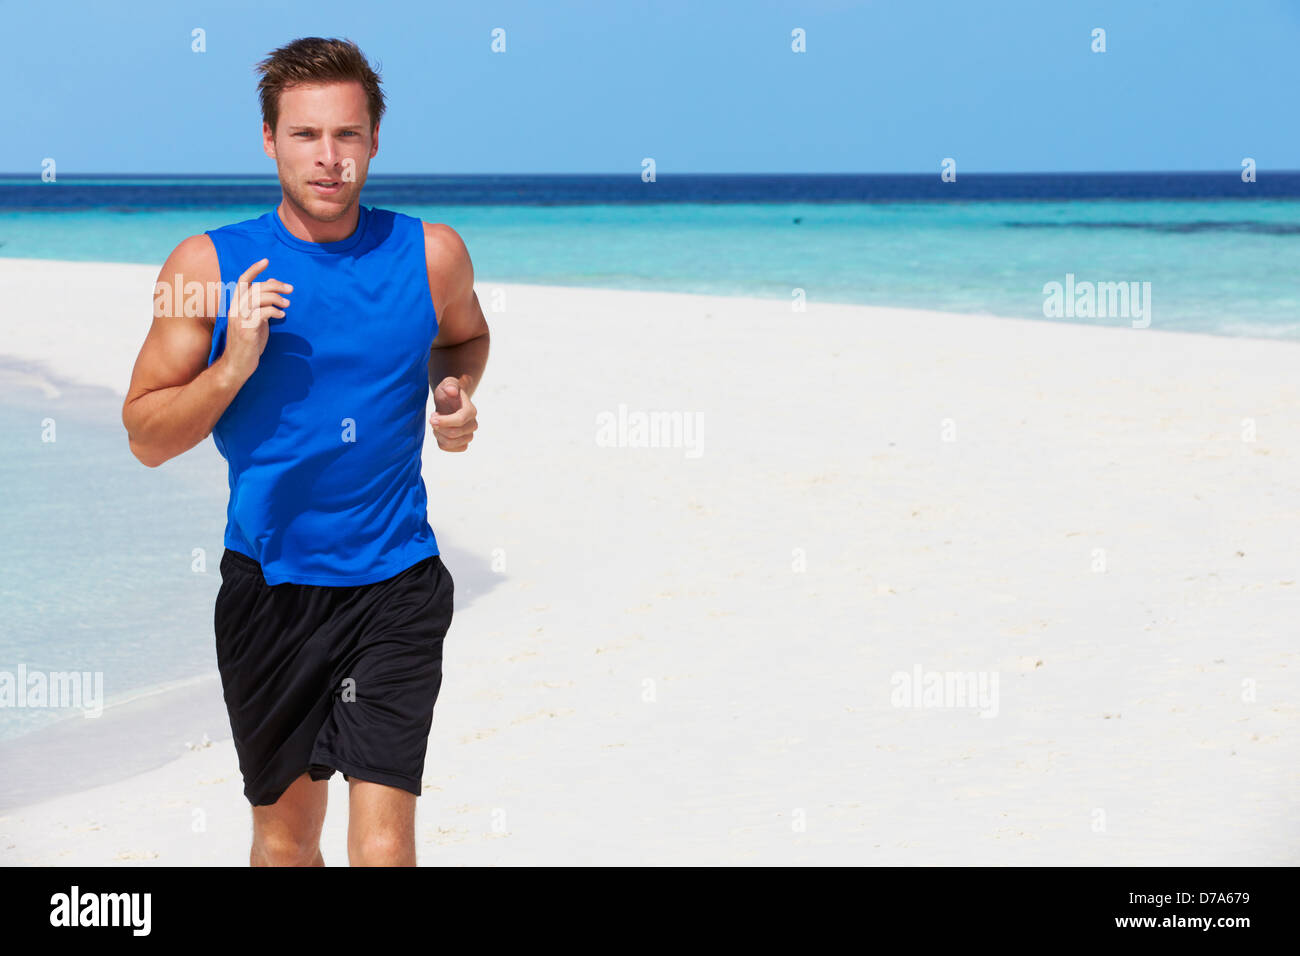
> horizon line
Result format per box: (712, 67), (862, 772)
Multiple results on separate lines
(3, 169), (1298, 179)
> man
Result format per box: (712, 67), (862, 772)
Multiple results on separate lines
(121, 36), (490, 866)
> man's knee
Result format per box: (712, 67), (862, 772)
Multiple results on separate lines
(351, 828), (412, 866)
(252, 832), (321, 866)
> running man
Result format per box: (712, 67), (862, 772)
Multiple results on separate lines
(121, 36), (490, 866)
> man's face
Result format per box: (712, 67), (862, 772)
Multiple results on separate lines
(264, 80), (377, 222)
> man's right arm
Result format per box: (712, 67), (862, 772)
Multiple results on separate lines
(121, 234), (245, 468)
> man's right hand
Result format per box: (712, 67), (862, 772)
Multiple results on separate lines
(220, 258), (292, 384)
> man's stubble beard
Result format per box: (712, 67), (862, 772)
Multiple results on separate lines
(280, 171), (359, 224)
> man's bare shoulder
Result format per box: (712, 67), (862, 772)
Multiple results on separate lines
(421, 222), (471, 271)
(160, 233), (219, 281)
(421, 222), (474, 312)
(152, 233), (221, 331)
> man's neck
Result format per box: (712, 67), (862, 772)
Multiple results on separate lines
(275, 199), (360, 243)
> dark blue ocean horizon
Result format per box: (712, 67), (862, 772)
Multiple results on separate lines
(3, 171), (1300, 210)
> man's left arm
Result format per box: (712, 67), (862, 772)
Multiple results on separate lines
(424, 222), (490, 452)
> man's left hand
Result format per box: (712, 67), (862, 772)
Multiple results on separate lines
(430, 377), (478, 452)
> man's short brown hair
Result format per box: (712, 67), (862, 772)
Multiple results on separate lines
(255, 36), (386, 135)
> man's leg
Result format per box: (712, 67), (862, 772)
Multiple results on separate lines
(250, 772), (329, 866)
(347, 778), (417, 866)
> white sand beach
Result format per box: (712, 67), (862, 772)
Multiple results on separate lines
(0, 257), (1296, 865)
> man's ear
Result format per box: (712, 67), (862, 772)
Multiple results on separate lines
(370, 122), (380, 158)
(263, 122), (277, 160)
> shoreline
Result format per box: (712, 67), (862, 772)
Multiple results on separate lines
(0, 672), (229, 814)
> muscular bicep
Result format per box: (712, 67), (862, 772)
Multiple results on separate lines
(424, 222), (489, 349)
(124, 234), (221, 405)
(431, 285), (489, 350)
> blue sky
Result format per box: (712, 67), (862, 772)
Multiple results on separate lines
(3, 0), (1298, 174)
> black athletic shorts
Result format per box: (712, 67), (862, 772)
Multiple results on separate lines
(213, 547), (454, 807)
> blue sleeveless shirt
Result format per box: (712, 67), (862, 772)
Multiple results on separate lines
(204, 204), (441, 586)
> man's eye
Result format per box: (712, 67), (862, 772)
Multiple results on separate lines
(340, 131), (357, 137)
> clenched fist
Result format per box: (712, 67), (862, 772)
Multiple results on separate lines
(430, 377), (477, 452)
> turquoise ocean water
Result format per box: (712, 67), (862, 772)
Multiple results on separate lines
(0, 364), (229, 746)
(3, 196), (1299, 338)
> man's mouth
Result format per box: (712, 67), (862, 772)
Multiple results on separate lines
(309, 180), (343, 195)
